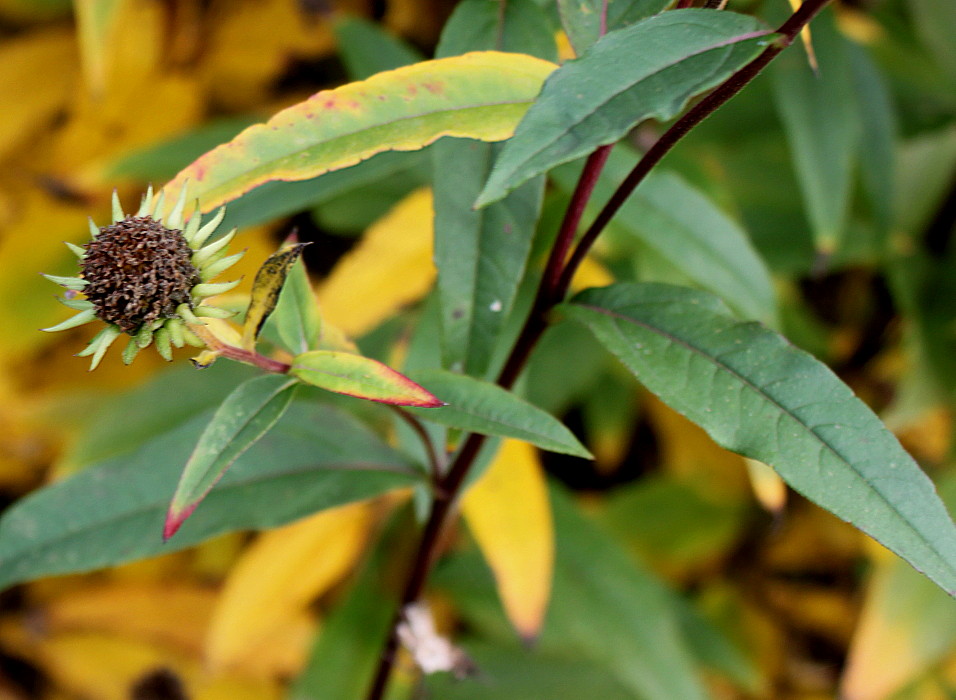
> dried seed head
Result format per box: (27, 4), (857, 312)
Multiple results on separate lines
(81, 215), (200, 334)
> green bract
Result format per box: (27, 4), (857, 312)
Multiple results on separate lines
(42, 187), (243, 370)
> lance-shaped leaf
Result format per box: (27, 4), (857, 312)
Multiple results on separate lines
(462, 439), (554, 642)
(476, 10), (774, 207)
(271, 256), (321, 355)
(560, 283), (956, 596)
(407, 369), (592, 458)
(433, 0), (550, 378)
(160, 52), (557, 214)
(165, 375), (298, 540)
(770, 6), (859, 253)
(242, 243), (311, 350)
(291, 350), (442, 407)
(0, 402), (419, 590)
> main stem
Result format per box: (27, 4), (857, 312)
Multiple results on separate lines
(366, 2), (830, 696)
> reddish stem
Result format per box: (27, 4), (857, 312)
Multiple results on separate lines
(365, 2), (833, 697)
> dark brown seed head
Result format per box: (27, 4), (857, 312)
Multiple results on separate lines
(81, 215), (200, 334)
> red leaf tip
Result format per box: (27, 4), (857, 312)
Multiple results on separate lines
(163, 503), (199, 542)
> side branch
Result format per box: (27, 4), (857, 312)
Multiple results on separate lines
(554, 0), (832, 299)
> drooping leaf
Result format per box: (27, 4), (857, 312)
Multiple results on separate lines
(270, 256), (321, 356)
(432, 0), (550, 378)
(408, 369), (592, 458)
(0, 401), (420, 590)
(161, 52), (557, 214)
(241, 243), (310, 350)
(333, 14), (423, 80)
(769, 5), (859, 254)
(556, 0), (669, 56)
(165, 375), (299, 540)
(551, 145), (777, 325)
(560, 283), (956, 596)
(206, 501), (373, 670)
(462, 440), (554, 641)
(476, 9), (774, 206)
(291, 350), (442, 407)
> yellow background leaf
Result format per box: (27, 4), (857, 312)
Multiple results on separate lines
(462, 439), (554, 641)
(317, 187), (435, 337)
(205, 501), (373, 670)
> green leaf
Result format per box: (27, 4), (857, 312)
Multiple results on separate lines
(907, 0), (956, 81)
(241, 243), (311, 350)
(271, 256), (321, 355)
(476, 9), (774, 206)
(849, 43), (896, 238)
(161, 51), (557, 214)
(557, 0), (669, 56)
(432, 0), (550, 378)
(436, 0), (558, 62)
(59, 362), (258, 472)
(560, 283), (956, 596)
(769, 6), (859, 254)
(165, 375), (298, 539)
(543, 487), (709, 699)
(407, 369), (592, 458)
(0, 401), (419, 590)
(552, 145), (777, 325)
(426, 644), (637, 699)
(291, 350), (443, 407)
(333, 14), (423, 80)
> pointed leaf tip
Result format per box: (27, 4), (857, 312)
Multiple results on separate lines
(163, 503), (198, 541)
(291, 350), (443, 406)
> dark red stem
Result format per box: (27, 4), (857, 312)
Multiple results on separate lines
(365, 2), (832, 697)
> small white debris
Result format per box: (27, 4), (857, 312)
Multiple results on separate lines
(397, 601), (476, 679)
(489, 300), (502, 313)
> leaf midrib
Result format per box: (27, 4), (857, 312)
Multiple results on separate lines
(576, 301), (956, 580)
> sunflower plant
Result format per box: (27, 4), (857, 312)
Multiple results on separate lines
(2, 0), (956, 698)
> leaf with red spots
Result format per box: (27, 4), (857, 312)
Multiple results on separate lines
(290, 350), (442, 407)
(161, 52), (556, 215)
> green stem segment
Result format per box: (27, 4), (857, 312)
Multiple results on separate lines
(366, 1), (833, 697)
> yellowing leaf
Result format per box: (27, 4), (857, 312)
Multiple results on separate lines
(0, 27), (76, 161)
(570, 255), (614, 292)
(200, 0), (336, 110)
(163, 52), (557, 214)
(462, 439), (554, 641)
(242, 243), (310, 350)
(205, 501), (373, 670)
(745, 458), (788, 515)
(317, 187), (435, 336)
(43, 582), (216, 655)
(841, 554), (956, 700)
(73, 0), (126, 96)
